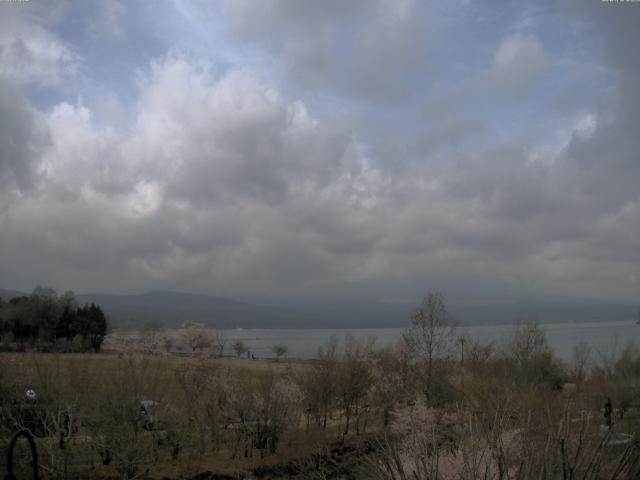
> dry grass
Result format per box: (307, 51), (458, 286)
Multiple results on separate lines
(0, 351), (331, 479)
(1, 339), (639, 480)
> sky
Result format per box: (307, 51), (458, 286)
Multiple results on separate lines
(0, 0), (639, 308)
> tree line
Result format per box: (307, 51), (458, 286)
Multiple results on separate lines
(0, 287), (108, 352)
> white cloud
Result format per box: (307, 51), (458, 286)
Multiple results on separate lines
(89, 1), (127, 39)
(0, 54), (392, 295)
(0, 11), (79, 87)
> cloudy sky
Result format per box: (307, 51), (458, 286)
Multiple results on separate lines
(0, 0), (639, 307)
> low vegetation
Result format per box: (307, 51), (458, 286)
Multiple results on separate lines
(0, 292), (639, 479)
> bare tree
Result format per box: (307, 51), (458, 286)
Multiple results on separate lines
(271, 343), (288, 361)
(371, 340), (417, 426)
(221, 369), (257, 459)
(593, 338), (620, 379)
(172, 356), (225, 472)
(161, 334), (173, 353)
(214, 329), (227, 357)
(571, 341), (592, 382)
(337, 334), (375, 435)
(614, 340), (640, 378)
(84, 352), (168, 480)
(298, 336), (339, 430)
(316, 336), (339, 429)
(505, 318), (550, 367)
(253, 369), (302, 457)
(403, 292), (456, 402)
(501, 318), (567, 389)
(232, 339), (249, 358)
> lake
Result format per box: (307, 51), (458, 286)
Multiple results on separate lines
(217, 320), (640, 361)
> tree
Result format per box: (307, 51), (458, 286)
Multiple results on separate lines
(214, 330), (226, 357)
(252, 370), (302, 456)
(0, 288), (107, 351)
(297, 336), (338, 430)
(139, 320), (163, 353)
(82, 303), (108, 351)
(174, 356), (225, 460)
(232, 340), (249, 358)
(162, 335), (174, 353)
(571, 341), (592, 382)
(31, 287), (62, 344)
(371, 340), (417, 426)
(55, 306), (76, 341)
(337, 334), (375, 435)
(176, 321), (215, 353)
(87, 353), (168, 479)
(614, 340), (640, 378)
(503, 318), (565, 388)
(271, 343), (288, 361)
(316, 336), (338, 429)
(403, 292), (455, 402)
(505, 318), (549, 367)
(59, 290), (77, 310)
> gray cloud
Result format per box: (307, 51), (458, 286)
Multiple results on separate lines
(0, 80), (48, 190)
(222, 0), (435, 101)
(489, 33), (548, 96)
(0, 5), (79, 87)
(0, 1), (639, 306)
(0, 55), (386, 297)
(557, 3), (640, 212)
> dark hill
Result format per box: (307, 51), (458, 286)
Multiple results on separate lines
(0, 288), (28, 301)
(1, 287), (637, 329)
(76, 291), (310, 329)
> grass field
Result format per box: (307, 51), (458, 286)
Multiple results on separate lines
(0, 351), (373, 479)
(1, 335), (639, 480)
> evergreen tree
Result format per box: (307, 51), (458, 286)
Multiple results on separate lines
(0, 289), (108, 352)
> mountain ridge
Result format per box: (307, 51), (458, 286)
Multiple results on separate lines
(1, 287), (637, 329)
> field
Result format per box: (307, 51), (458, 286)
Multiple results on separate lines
(1, 320), (640, 479)
(0, 351), (376, 479)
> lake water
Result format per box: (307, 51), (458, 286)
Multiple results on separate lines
(217, 320), (640, 361)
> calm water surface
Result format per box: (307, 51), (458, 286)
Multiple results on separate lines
(217, 320), (639, 361)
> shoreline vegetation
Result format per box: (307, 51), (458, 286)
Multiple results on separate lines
(1, 291), (639, 479)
